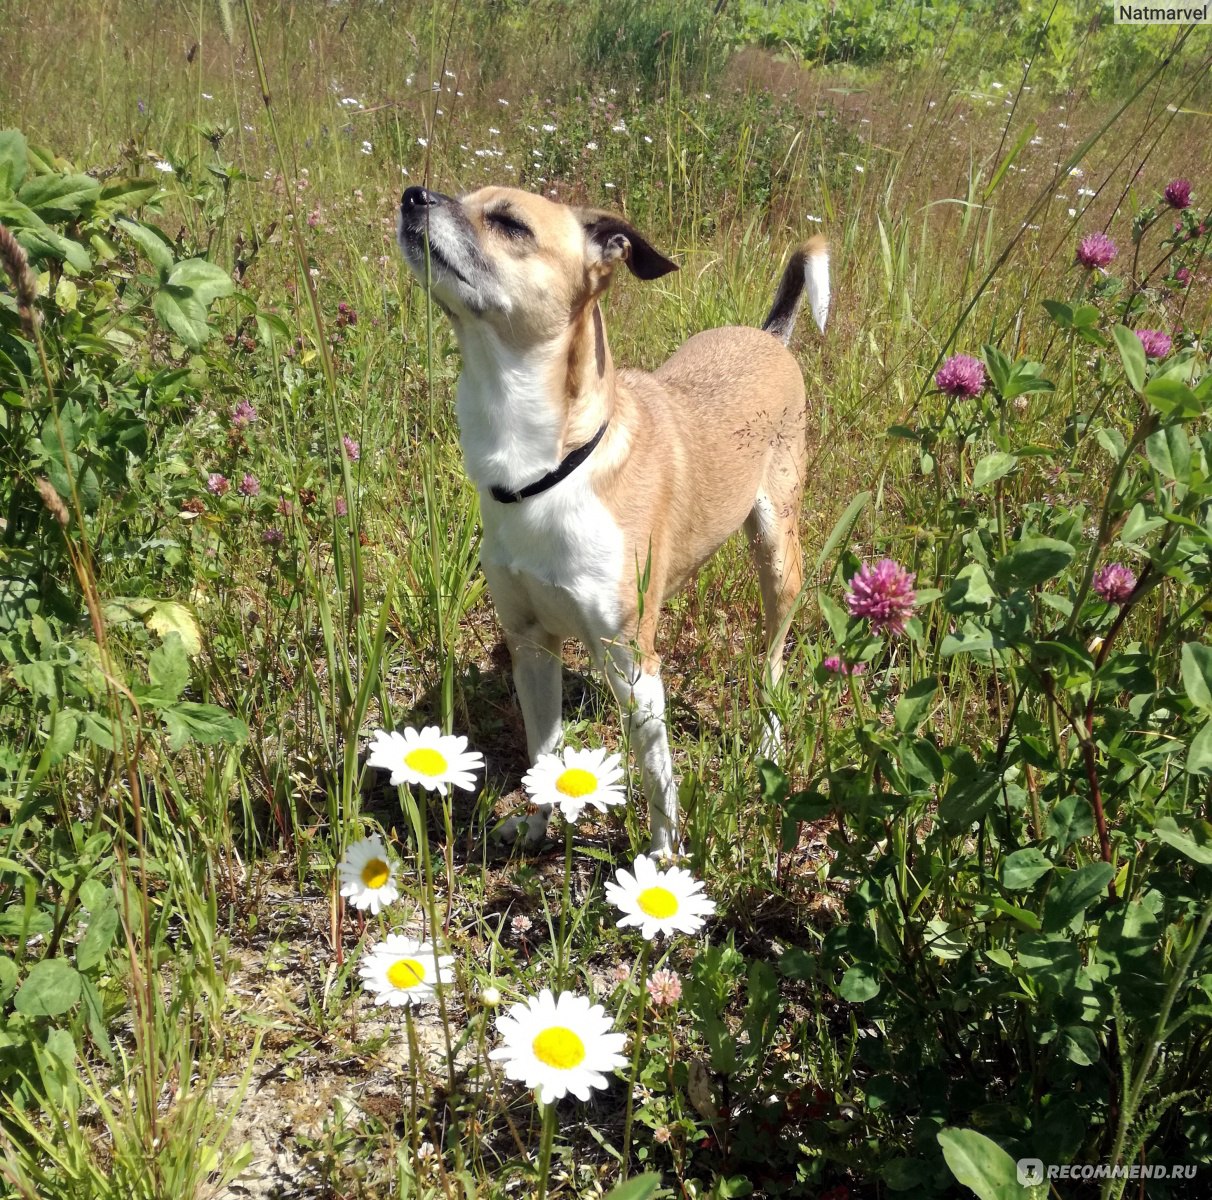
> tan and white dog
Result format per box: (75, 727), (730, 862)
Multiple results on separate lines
(397, 185), (828, 854)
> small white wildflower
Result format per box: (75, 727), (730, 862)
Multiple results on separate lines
(542, 123), (556, 132)
(361, 141), (372, 154)
(202, 92), (213, 100)
(586, 140), (598, 151)
(154, 160), (174, 174)
(854, 164), (865, 173)
(417, 136), (428, 147)
(498, 97), (509, 106)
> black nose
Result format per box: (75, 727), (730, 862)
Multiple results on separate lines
(401, 186), (439, 210)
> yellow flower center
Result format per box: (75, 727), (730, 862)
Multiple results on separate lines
(386, 958), (426, 990)
(361, 858), (390, 889)
(405, 747), (447, 777)
(532, 1025), (586, 1070)
(555, 767), (597, 797)
(637, 886), (678, 919)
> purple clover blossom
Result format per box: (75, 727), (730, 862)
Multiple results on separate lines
(1093, 563), (1137, 604)
(1174, 267), (1191, 287)
(1077, 231), (1117, 270)
(231, 400), (258, 428)
(238, 473), (260, 497)
(823, 655), (867, 677)
(342, 435), (361, 462)
(335, 495), (348, 517)
(206, 472), (230, 496)
(935, 354), (986, 399)
(1135, 329), (1172, 359)
(846, 559), (918, 637)
(1164, 179), (1192, 210)
(262, 527), (285, 546)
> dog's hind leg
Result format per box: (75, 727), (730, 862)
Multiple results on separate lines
(498, 623), (563, 847)
(745, 479), (804, 760)
(603, 643), (679, 856)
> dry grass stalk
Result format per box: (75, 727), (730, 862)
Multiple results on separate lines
(0, 221), (38, 333)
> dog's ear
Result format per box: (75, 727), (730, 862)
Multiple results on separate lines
(579, 211), (678, 280)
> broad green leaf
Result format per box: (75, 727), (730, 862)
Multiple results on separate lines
(603, 1176), (663, 1200)
(1111, 325), (1146, 392)
(1041, 299), (1073, 327)
(1153, 817), (1212, 864)
(18, 172), (101, 218)
(972, 452), (1018, 491)
(1047, 795), (1094, 849)
(54, 276), (78, 312)
(44, 709), (79, 766)
(940, 770), (1000, 827)
(1144, 376), (1203, 420)
(1042, 863), (1114, 932)
(166, 257), (234, 304)
(1145, 425), (1191, 482)
(14, 958), (81, 1017)
(836, 963), (880, 1002)
(894, 676), (937, 733)
(944, 564), (995, 613)
(1187, 719), (1212, 776)
(0, 129), (29, 192)
(147, 633), (190, 702)
(76, 906), (119, 972)
(993, 537), (1075, 590)
(0, 956), (17, 1001)
(118, 217), (174, 274)
(941, 626), (996, 656)
(1001, 848), (1052, 890)
(1180, 642), (1212, 710)
(152, 286), (211, 349)
(938, 1127), (1028, 1200)
(161, 702), (248, 752)
(99, 177), (161, 208)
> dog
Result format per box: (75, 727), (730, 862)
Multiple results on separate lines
(397, 184), (828, 854)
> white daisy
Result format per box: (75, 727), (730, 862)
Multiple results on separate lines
(489, 989), (627, 1104)
(605, 855), (716, 941)
(366, 726), (484, 795)
(359, 935), (453, 1007)
(337, 835), (400, 914)
(521, 747), (625, 822)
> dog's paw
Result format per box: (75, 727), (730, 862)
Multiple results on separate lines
(495, 807), (553, 850)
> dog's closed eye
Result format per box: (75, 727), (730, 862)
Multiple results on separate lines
(485, 208), (534, 241)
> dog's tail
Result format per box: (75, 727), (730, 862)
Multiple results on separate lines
(761, 234), (830, 344)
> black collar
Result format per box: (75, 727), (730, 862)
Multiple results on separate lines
(489, 422), (608, 504)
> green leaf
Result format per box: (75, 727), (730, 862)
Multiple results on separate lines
(993, 537), (1075, 590)
(1153, 817), (1212, 864)
(76, 906), (120, 973)
(44, 708), (79, 766)
(14, 957), (82, 1017)
(1042, 863), (1114, 932)
(1144, 376), (1203, 420)
(147, 633), (190, 703)
(894, 677), (937, 733)
(944, 564), (995, 613)
(18, 172), (101, 218)
(1187, 719), (1212, 776)
(1001, 848), (1052, 890)
(1145, 425), (1191, 483)
(836, 963), (880, 1002)
(152, 286), (212, 349)
(117, 217), (174, 274)
(166, 257), (234, 305)
(161, 702), (248, 752)
(813, 491), (870, 576)
(602, 1176), (664, 1200)
(1047, 795), (1094, 849)
(1181, 642), (1212, 710)
(940, 769), (1000, 827)
(0, 129), (29, 192)
(1042, 299), (1074, 327)
(1112, 325), (1146, 392)
(972, 452), (1017, 491)
(938, 1128), (1029, 1200)
(0, 956), (17, 1001)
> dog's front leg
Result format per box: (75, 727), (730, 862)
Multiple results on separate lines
(498, 624), (564, 847)
(605, 648), (679, 856)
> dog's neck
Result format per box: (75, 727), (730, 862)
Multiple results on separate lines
(453, 301), (616, 495)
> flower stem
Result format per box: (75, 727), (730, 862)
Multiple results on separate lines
(556, 819), (574, 987)
(535, 1100), (558, 1200)
(403, 1006), (422, 1177)
(620, 939), (652, 1175)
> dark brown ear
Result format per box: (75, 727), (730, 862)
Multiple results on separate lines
(579, 210), (678, 280)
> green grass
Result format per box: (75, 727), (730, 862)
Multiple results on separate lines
(2, 2), (1211, 1197)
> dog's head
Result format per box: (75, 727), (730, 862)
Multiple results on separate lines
(397, 185), (677, 345)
